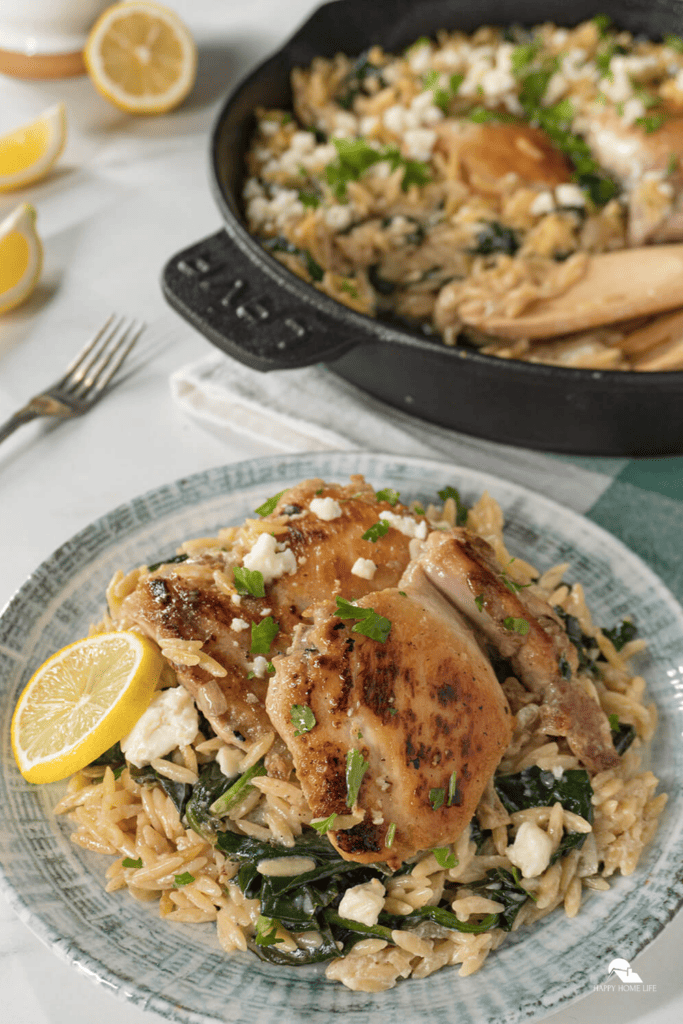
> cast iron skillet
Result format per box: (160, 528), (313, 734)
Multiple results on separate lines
(162, 0), (683, 456)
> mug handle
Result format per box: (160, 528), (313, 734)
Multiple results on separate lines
(161, 229), (378, 371)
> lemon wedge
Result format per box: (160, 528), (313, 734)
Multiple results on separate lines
(11, 631), (163, 784)
(84, 1), (197, 115)
(0, 103), (67, 193)
(0, 204), (43, 316)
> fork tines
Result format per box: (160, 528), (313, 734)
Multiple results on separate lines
(58, 315), (145, 399)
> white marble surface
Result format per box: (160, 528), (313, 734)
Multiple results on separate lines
(0, 2), (682, 1022)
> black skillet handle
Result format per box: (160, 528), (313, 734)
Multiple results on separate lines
(162, 230), (371, 371)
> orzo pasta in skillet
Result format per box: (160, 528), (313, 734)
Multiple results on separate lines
(243, 16), (683, 370)
(54, 477), (666, 991)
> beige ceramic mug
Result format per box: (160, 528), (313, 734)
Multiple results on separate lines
(0, 0), (111, 78)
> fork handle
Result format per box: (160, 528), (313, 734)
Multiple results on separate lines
(0, 407), (41, 445)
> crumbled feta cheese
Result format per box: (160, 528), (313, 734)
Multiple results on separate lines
(120, 687), (199, 768)
(309, 496), (343, 520)
(231, 593), (242, 606)
(379, 510), (428, 539)
(408, 43), (432, 75)
(530, 191), (554, 216)
(216, 744), (245, 778)
(371, 809), (385, 825)
(555, 183), (586, 208)
(230, 618), (249, 632)
(351, 557), (377, 580)
(403, 127), (437, 161)
(243, 532), (297, 585)
(260, 607), (272, 616)
(507, 821), (554, 879)
(338, 878), (386, 926)
(551, 765), (565, 780)
(245, 693), (259, 704)
(251, 655), (270, 678)
(324, 205), (354, 231)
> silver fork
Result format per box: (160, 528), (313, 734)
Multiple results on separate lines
(0, 315), (144, 446)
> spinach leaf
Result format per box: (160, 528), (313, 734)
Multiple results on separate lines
(468, 868), (531, 930)
(209, 760), (267, 816)
(611, 720), (636, 755)
(470, 221), (520, 256)
(495, 765), (593, 862)
(554, 606), (598, 671)
(90, 741), (125, 768)
(336, 51), (386, 110)
(129, 763), (193, 817)
(185, 761), (234, 841)
(147, 553), (189, 573)
(602, 619), (637, 652)
(262, 236), (324, 282)
(468, 815), (492, 853)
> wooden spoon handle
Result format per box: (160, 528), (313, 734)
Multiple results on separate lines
(463, 245), (683, 340)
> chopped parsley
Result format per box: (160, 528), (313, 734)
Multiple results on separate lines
(375, 487), (400, 505)
(325, 137), (430, 201)
(291, 704), (316, 736)
(474, 594), (485, 613)
(346, 748), (370, 807)
(593, 14), (612, 36)
(340, 278), (359, 299)
(413, 503), (425, 515)
(255, 915), (283, 946)
(437, 485), (468, 526)
(335, 596), (392, 642)
(665, 33), (683, 53)
(499, 560), (532, 594)
(174, 872), (195, 886)
(310, 813), (338, 835)
(423, 69), (463, 113)
(385, 822), (397, 847)
(608, 712), (620, 730)
(233, 566), (266, 598)
(298, 189), (321, 208)
(429, 787), (445, 810)
(432, 846), (458, 869)
(254, 490), (286, 516)
(503, 616), (530, 636)
(122, 857), (143, 869)
(667, 153), (678, 176)
(635, 113), (666, 134)
(447, 769), (458, 806)
(362, 520), (390, 542)
(250, 616), (280, 654)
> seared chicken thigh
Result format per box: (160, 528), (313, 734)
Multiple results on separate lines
(117, 477), (419, 774)
(417, 529), (619, 773)
(267, 572), (512, 869)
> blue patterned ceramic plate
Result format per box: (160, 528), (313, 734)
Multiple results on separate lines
(1, 452), (682, 1024)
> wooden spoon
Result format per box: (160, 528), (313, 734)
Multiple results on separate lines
(462, 244), (683, 340)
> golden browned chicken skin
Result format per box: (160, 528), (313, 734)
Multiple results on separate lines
(417, 528), (620, 773)
(117, 476), (420, 775)
(267, 572), (512, 869)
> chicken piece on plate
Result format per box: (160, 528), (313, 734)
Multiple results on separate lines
(261, 476), (423, 634)
(416, 529), (619, 773)
(117, 476), (421, 775)
(266, 570), (512, 869)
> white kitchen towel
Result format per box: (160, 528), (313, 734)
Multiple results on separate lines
(170, 353), (621, 516)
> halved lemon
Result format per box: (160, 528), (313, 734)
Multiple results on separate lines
(0, 103), (67, 193)
(0, 204), (43, 316)
(11, 631), (163, 784)
(84, 1), (197, 115)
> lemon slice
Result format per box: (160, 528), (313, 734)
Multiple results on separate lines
(0, 204), (43, 316)
(0, 103), (67, 193)
(84, 1), (197, 115)
(11, 631), (163, 784)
